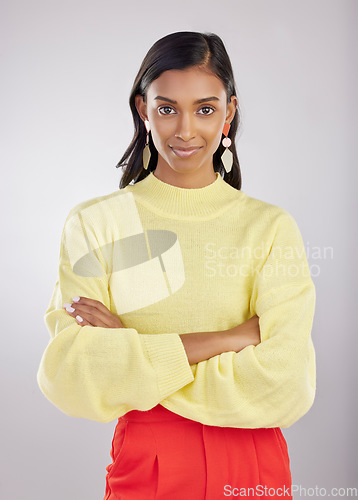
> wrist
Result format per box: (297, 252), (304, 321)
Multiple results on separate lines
(225, 324), (248, 352)
(179, 330), (234, 365)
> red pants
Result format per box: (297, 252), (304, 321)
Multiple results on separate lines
(104, 404), (292, 499)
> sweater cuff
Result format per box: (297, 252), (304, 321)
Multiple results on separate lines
(139, 333), (194, 399)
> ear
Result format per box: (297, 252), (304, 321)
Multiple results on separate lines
(135, 94), (148, 123)
(226, 95), (238, 124)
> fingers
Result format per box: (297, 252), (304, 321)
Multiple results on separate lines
(73, 296), (111, 314)
(63, 296), (124, 329)
(63, 297), (110, 328)
(74, 314), (93, 327)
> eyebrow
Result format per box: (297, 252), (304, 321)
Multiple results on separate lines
(154, 96), (220, 104)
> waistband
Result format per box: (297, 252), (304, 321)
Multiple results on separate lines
(120, 404), (194, 423)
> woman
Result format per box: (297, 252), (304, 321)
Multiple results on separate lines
(37, 31), (316, 499)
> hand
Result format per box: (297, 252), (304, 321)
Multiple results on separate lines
(63, 296), (124, 328)
(228, 314), (261, 352)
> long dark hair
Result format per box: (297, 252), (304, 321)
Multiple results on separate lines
(116, 31), (242, 190)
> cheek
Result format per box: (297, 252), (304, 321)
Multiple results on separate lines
(150, 125), (172, 153)
(199, 122), (222, 148)
(204, 129), (222, 152)
(212, 133), (223, 151)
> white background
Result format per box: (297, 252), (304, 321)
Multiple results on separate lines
(1, 0), (356, 498)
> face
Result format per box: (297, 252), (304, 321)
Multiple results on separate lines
(135, 66), (237, 177)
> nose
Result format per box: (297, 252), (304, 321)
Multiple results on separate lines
(175, 112), (196, 142)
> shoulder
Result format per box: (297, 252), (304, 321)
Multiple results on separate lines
(237, 191), (308, 253)
(240, 190), (297, 227)
(63, 187), (130, 225)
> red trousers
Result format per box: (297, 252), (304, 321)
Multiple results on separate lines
(104, 404), (292, 500)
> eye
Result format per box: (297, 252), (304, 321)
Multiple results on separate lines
(158, 106), (175, 115)
(158, 105), (215, 116)
(198, 106), (215, 115)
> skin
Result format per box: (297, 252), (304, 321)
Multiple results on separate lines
(63, 297), (124, 328)
(63, 296), (260, 365)
(135, 65), (237, 189)
(63, 66), (261, 364)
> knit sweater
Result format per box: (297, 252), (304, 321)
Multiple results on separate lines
(37, 171), (316, 428)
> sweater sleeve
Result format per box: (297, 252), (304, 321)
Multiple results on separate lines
(37, 209), (194, 423)
(161, 211), (316, 429)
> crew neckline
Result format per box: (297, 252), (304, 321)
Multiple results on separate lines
(125, 170), (244, 219)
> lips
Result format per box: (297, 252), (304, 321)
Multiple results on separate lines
(170, 147), (201, 158)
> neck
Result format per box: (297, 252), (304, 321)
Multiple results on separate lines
(152, 166), (218, 189)
(124, 170), (244, 220)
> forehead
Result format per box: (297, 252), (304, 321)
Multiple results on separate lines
(147, 67), (226, 101)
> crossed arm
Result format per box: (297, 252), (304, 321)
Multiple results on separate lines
(62, 296), (261, 365)
(42, 209), (314, 426)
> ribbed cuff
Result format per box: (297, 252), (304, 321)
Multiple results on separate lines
(139, 333), (195, 399)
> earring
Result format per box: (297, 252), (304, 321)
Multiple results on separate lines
(143, 120), (151, 170)
(221, 122), (233, 173)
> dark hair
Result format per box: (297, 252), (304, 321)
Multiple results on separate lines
(116, 31), (242, 190)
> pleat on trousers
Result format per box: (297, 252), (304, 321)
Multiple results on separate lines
(103, 404), (292, 500)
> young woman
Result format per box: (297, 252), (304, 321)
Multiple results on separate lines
(37, 31), (316, 500)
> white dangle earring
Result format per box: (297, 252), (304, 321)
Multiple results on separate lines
(221, 122), (233, 173)
(143, 120), (151, 170)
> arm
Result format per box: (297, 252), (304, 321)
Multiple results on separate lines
(179, 314), (261, 365)
(161, 212), (316, 428)
(37, 210), (195, 423)
(62, 297), (260, 365)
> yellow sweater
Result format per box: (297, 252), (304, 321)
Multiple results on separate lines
(37, 171), (316, 428)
